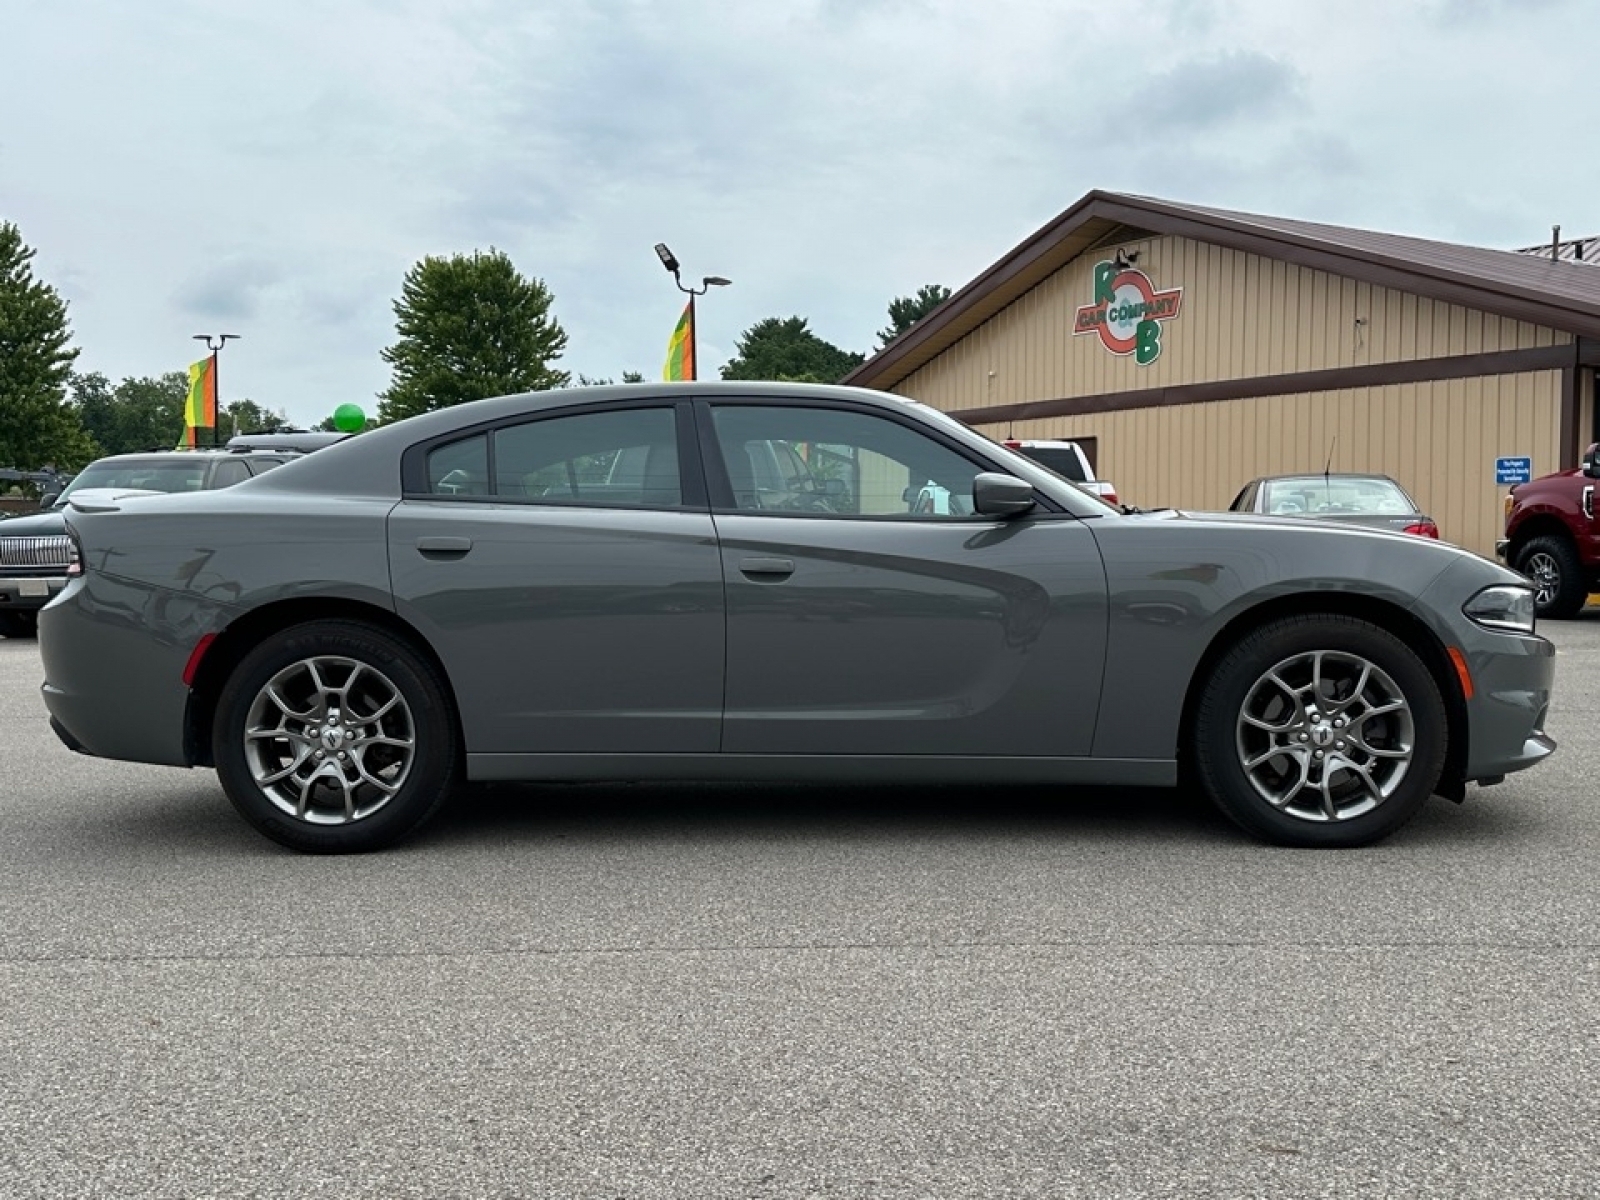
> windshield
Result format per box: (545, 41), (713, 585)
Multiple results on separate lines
(56, 459), (208, 505)
(1262, 476), (1417, 516)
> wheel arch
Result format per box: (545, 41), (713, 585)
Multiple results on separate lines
(1177, 592), (1469, 800)
(1506, 513), (1574, 561)
(185, 597), (464, 768)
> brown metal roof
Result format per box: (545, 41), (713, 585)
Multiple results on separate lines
(1515, 234), (1599, 266)
(846, 190), (1600, 390)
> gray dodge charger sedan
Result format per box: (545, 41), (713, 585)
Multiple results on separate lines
(38, 382), (1556, 853)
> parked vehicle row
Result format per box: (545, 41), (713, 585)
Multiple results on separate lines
(37, 382), (1554, 854)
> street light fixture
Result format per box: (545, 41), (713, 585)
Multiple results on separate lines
(192, 333), (241, 446)
(653, 243), (729, 381)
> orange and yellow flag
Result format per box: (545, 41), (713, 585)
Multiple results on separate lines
(182, 357), (216, 447)
(662, 301), (694, 381)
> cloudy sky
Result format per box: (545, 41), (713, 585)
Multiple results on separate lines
(4, 0), (1595, 428)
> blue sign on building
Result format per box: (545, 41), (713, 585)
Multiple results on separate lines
(1495, 456), (1533, 485)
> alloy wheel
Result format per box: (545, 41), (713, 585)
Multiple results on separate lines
(242, 655), (416, 825)
(1234, 649), (1415, 822)
(1524, 551), (1561, 608)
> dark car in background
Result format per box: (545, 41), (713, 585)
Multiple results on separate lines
(1229, 473), (1440, 539)
(38, 382), (1555, 854)
(0, 447), (306, 638)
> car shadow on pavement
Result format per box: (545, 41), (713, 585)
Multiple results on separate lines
(62, 776), (1553, 858)
(425, 781), (1258, 849)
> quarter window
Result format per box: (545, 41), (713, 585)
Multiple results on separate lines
(426, 435), (490, 496)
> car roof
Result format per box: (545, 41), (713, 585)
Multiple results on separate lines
(238, 380), (1117, 519)
(1256, 472), (1401, 482)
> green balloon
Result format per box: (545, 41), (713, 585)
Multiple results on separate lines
(332, 403), (366, 433)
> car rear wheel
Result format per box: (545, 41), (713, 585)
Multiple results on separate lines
(1193, 615), (1446, 848)
(1516, 535), (1587, 620)
(213, 620), (459, 853)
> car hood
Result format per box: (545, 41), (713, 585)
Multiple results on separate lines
(0, 508), (68, 536)
(1125, 506), (1478, 563)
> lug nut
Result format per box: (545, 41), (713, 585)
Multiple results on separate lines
(1314, 750), (1324, 759)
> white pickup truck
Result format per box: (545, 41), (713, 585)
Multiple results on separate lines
(999, 439), (1119, 506)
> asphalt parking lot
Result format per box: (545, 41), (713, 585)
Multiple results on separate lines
(2, 620), (1598, 1199)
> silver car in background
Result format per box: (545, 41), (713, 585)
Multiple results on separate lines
(38, 383), (1555, 853)
(1230, 472), (1441, 539)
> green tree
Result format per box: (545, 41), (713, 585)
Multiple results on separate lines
(222, 397), (291, 437)
(376, 248), (570, 424)
(719, 317), (865, 384)
(574, 370), (645, 386)
(877, 284), (951, 350)
(71, 371), (188, 454)
(0, 222), (95, 469)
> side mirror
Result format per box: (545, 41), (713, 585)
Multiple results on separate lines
(37, 491), (60, 508)
(820, 478), (847, 496)
(1584, 443), (1600, 479)
(972, 472), (1036, 517)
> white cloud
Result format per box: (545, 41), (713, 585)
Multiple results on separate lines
(3, 0), (1595, 427)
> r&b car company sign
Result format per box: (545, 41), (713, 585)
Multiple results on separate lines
(1073, 260), (1183, 365)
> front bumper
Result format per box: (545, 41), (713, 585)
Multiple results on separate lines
(1460, 629), (1556, 781)
(0, 574), (67, 612)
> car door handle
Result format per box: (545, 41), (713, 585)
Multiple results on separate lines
(416, 536), (473, 556)
(739, 556), (795, 578)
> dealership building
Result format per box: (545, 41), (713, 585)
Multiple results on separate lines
(845, 192), (1600, 558)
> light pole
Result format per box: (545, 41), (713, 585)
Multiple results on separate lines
(192, 333), (240, 446)
(653, 243), (729, 381)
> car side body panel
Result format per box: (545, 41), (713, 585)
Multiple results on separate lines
(712, 512), (1108, 756)
(388, 501), (725, 753)
(1086, 510), (1478, 761)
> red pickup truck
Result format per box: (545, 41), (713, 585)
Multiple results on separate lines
(1497, 441), (1600, 618)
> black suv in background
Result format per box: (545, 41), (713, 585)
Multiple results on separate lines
(0, 446), (306, 638)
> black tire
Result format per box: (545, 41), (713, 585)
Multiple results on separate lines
(213, 619), (459, 853)
(1515, 535), (1588, 620)
(0, 610), (39, 639)
(1193, 614), (1447, 848)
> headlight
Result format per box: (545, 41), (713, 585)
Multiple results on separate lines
(1463, 584), (1535, 634)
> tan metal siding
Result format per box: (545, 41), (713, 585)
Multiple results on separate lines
(983, 371), (1562, 560)
(895, 235), (1570, 415)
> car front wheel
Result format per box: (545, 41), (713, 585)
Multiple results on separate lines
(1193, 615), (1447, 848)
(1516, 535), (1588, 620)
(213, 620), (459, 853)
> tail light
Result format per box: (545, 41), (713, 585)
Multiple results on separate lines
(1002, 439), (1022, 449)
(1093, 481), (1119, 506)
(64, 527), (83, 577)
(1402, 521), (1440, 539)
